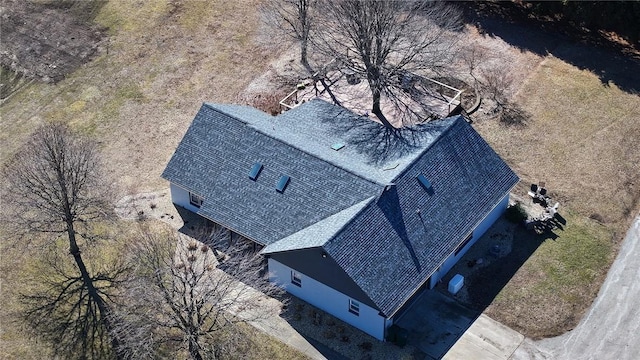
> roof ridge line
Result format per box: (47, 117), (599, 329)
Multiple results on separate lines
(388, 115), (464, 183)
(263, 195), (376, 254)
(204, 102), (386, 187)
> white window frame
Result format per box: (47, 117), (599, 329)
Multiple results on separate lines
(291, 271), (302, 287)
(349, 299), (360, 316)
(189, 192), (204, 208)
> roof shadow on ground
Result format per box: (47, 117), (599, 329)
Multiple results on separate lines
(278, 295), (379, 360)
(442, 212), (567, 315)
(461, 3), (640, 95)
(395, 290), (481, 359)
(398, 215), (561, 358)
(174, 205), (209, 237)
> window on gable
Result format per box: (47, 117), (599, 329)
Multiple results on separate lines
(291, 271), (302, 287)
(189, 192), (204, 208)
(454, 232), (473, 256)
(348, 299), (360, 316)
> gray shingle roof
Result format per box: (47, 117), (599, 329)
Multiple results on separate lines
(236, 99), (455, 185)
(161, 103), (380, 245)
(323, 117), (519, 316)
(162, 99), (518, 317)
(262, 196), (375, 254)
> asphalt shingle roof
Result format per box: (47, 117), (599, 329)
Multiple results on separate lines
(161, 103), (380, 245)
(237, 99), (455, 185)
(323, 117), (519, 316)
(262, 196), (375, 254)
(162, 99), (519, 317)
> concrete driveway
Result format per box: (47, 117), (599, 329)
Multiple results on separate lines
(396, 290), (524, 360)
(509, 216), (640, 360)
(533, 216), (640, 360)
(407, 216), (640, 360)
(395, 290), (478, 359)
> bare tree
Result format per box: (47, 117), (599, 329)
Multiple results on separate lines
(262, 0), (316, 71)
(459, 42), (526, 125)
(312, 0), (462, 126)
(113, 226), (284, 360)
(1, 123), (123, 359)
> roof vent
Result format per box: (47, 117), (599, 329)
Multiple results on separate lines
(249, 163), (263, 180)
(417, 174), (433, 191)
(276, 175), (290, 193)
(331, 143), (345, 151)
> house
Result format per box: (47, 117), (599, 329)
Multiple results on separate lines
(161, 99), (519, 340)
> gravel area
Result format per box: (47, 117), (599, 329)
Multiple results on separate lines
(281, 296), (420, 360)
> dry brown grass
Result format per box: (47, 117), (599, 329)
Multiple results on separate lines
(1, 0), (639, 354)
(471, 49), (640, 338)
(0, 0), (292, 358)
(0, 0), (283, 194)
(475, 54), (640, 225)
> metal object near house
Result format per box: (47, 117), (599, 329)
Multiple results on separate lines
(448, 274), (464, 295)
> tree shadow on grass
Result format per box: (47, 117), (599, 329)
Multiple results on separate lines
(461, 2), (640, 95)
(499, 102), (531, 128)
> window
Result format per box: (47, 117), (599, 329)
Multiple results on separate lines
(348, 299), (360, 316)
(189, 192), (204, 208)
(291, 271), (302, 287)
(454, 232), (473, 256)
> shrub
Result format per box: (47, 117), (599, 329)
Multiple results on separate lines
(358, 341), (373, 351)
(505, 203), (527, 223)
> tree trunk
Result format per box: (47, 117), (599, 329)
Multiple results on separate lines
(188, 338), (203, 360)
(300, 39), (311, 73)
(370, 80), (394, 128)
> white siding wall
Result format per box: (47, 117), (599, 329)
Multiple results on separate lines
(268, 258), (388, 340)
(170, 183), (202, 213)
(429, 192), (511, 288)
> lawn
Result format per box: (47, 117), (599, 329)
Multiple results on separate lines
(0, 0), (295, 358)
(1, 0), (639, 356)
(475, 53), (639, 226)
(477, 210), (614, 339)
(472, 47), (640, 338)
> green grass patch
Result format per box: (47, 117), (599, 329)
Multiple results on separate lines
(488, 210), (614, 338)
(95, 0), (169, 34)
(533, 211), (611, 292)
